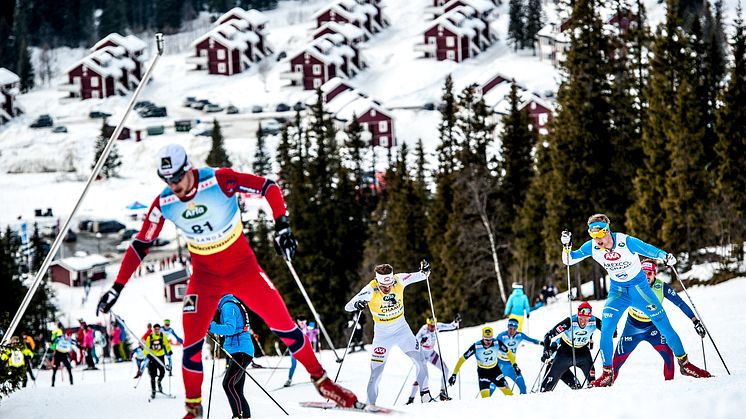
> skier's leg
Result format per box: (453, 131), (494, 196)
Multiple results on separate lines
(498, 360), (517, 391)
(288, 355), (297, 381)
(477, 368), (492, 398)
(148, 356), (158, 392)
(645, 326), (675, 380)
(233, 267), (324, 379)
(408, 379), (419, 400)
(612, 325), (644, 380)
(367, 333), (390, 405)
(577, 347), (594, 385)
(400, 329), (429, 396)
(599, 284), (631, 367)
(541, 349), (572, 392)
(491, 366), (512, 396)
(432, 351), (450, 392)
(62, 355), (73, 385)
(631, 284), (685, 357)
(223, 353), (249, 418)
(235, 353), (252, 418)
(181, 274), (221, 404)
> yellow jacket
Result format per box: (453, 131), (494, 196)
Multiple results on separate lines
(1, 346), (33, 368)
(145, 332), (172, 357)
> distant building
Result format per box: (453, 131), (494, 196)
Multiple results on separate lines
(0, 67), (21, 124)
(313, 0), (388, 39)
(313, 21), (366, 47)
(163, 268), (189, 303)
(49, 254), (109, 287)
(478, 71), (555, 135)
(415, 5), (497, 62)
(187, 8), (272, 75)
(90, 33), (147, 80)
(536, 22), (571, 67)
(281, 34), (362, 90)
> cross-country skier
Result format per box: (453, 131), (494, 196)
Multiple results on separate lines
(51, 330), (75, 387)
(96, 144), (359, 417)
(496, 318), (541, 394)
(1, 336), (34, 387)
(448, 326), (515, 397)
(345, 261), (435, 404)
(561, 213), (710, 387)
(145, 323), (171, 399)
(539, 302), (600, 392)
(209, 294), (254, 419)
(406, 316), (460, 404)
(504, 284), (531, 331)
(612, 259), (706, 381)
(131, 345), (148, 379)
(162, 319), (183, 375)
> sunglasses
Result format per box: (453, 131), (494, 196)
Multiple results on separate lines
(158, 166), (188, 185)
(578, 308), (592, 316)
(588, 223), (609, 239)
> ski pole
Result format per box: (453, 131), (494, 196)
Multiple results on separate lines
(702, 338), (707, 371)
(206, 342), (217, 419)
(1, 33), (166, 345)
(455, 314), (461, 400)
(111, 312), (168, 371)
(393, 363), (414, 405)
(579, 349), (601, 388)
(333, 311), (362, 382)
(562, 237), (578, 381)
(207, 332), (289, 415)
(263, 346), (289, 387)
(251, 333), (267, 358)
(669, 265), (730, 374)
(423, 261), (449, 399)
(530, 362), (546, 393)
(284, 261), (341, 361)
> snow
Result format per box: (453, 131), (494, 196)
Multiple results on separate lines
(2, 267), (745, 418)
(90, 33), (147, 54)
(0, 67), (20, 85)
(52, 254), (109, 271)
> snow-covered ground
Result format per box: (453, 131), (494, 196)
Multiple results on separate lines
(2, 272), (745, 418)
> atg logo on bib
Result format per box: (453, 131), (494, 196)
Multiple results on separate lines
(182, 202), (207, 219)
(604, 252), (621, 261)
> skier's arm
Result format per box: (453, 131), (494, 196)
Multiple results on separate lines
(543, 317), (572, 347)
(518, 332), (542, 345)
(399, 271), (428, 288)
(166, 328), (183, 343)
(663, 284), (696, 320)
(562, 241), (594, 266)
(114, 196), (165, 289)
(215, 168), (287, 220)
(415, 326), (428, 342)
(626, 236), (668, 260)
(503, 295), (513, 316)
(522, 295), (530, 316)
(453, 344), (477, 375)
(344, 284), (374, 312)
(209, 304), (241, 336)
(163, 334), (172, 355)
(436, 322), (458, 332)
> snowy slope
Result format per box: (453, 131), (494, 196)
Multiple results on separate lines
(2, 274), (745, 418)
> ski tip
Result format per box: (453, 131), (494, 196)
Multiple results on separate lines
(300, 401), (395, 414)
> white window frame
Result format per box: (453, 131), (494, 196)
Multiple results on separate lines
(379, 136), (388, 147)
(313, 78), (322, 88)
(295, 64), (303, 73)
(73, 76), (81, 85)
(90, 77), (99, 87)
(175, 284), (187, 299)
(312, 64), (322, 75)
(446, 36), (455, 47)
(91, 90), (100, 99)
(217, 49), (226, 60)
(428, 37), (436, 45)
(200, 49), (208, 57)
(218, 62), (227, 73)
(446, 50), (456, 60)
(378, 120), (388, 132)
(538, 113), (548, 126)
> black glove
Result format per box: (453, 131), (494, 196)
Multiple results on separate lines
(693, 319), (706, 338)
(420, 336), (428, 344)
(96, 283), (123, 315)
(273, 216), (298, 261)
(454, 313), (462, 324)
(527, 313), (530, 319)
(513, 364), (521, 376)
(420, 259), (431, 276)
(448, 374), (457, 386)
(589, 340), (594, 350)
(354, 300), (368, 311)
(550, 342), (558, 352)
(541, 350), (550, 362)
(168, 351), (173, 356)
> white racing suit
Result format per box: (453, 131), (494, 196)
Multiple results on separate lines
(345, 271), (430, 405)
(408, 321), (458, 399)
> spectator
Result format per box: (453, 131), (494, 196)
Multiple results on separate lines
(84, 326), (97, 370)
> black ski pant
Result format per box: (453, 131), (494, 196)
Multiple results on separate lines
(52, 351), (73, 386)
(223, 352), (252, 418)
(540, 343), (593, 392)
(148, 355), (165, 392)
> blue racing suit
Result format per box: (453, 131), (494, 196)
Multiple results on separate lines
(495, 330), (541, 393)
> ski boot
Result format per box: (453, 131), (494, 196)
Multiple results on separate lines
(405, 397), (415, 405)
(438, 389), (452, 401)
(283, 379), (292, 387)
(420, 390), (437, 403)
(134, 370), (141, 379)
(313, 373), (358, 408)
(590, 366), (614, 387)
(158, 381), (163, 393)
(183, 399), (203, 419)
(151, 390), (156, 399)
(678, 355), (712, 378)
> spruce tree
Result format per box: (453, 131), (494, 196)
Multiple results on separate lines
(206, 119), (232, 168)
(715, 4), (746, 261)
(436, 75), (459, 175)
(253, 123), (271, 176)
(99, 0), (127, 38)
(508, 0), (526, 51)
(92, 121), (122, 178)
(525, 0), (543, 52)
(17, 41), (33, 93)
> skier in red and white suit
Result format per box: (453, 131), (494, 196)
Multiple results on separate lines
(97, 144), (358, 418)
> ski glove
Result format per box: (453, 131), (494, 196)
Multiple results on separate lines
(448, 374), (457, 386)
(274, 216), (298, 261)
(420, 336), (428, 345)
(541, 350), (550, 362)
(589, 340), (594, 350)
(561, 230), (572, 246)
(693, 319), (706, 338)
(664, 253), (677, 267)
(513, 364), (521, 376)
(354, 300), (368, 311)
(420, 259), (431, 276)
(96, 283), (123, 316)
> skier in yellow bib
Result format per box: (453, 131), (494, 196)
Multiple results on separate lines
(345, 260), (434, 405)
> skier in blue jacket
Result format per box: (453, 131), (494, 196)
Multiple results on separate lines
(504, 284), (531, 331)
(495, 318), (542, 393)
(209, 294), (255, 419)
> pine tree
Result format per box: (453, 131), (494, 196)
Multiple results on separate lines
(99, 0), (127, 38)
(715, 4), (746, 261)
(508, 0), (526, 51)
(700, 1), (727, 169)
(17, 41), (34, 93)
(524, 0), (543, 51)
(436, 75), (459, 175)
(627, 0), (688, 243)
(92, 121), (122, 178)
(456, 84), (493, 167)
(155, 0), (182, 34)
(206, 119), (232, 168)
(253, 123), (271, 176)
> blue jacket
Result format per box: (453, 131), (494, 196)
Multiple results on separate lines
(504, 289), (530, 317)
(209, 294), (255, 356)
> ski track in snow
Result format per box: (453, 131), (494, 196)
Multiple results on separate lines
(2, 276), (745, 418)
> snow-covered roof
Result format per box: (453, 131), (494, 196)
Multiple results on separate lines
(90, 33), (147, 54)
(444, 0), (494, 14)
(336, 96), (391, 122)
(320, 77), (353, 96)
(191, 20), (260, 50)
(290, 34), (356, 67)
(312, 2), (368, 23)
(314, 22), (365, 43)
(425, 8), (479, 37)
(66, 46), (136, 78)
(52, 254), (109, 272)
(216, 7), (269, 28)
(0, 67), (20, 85)
(491, 90), (555, 115)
